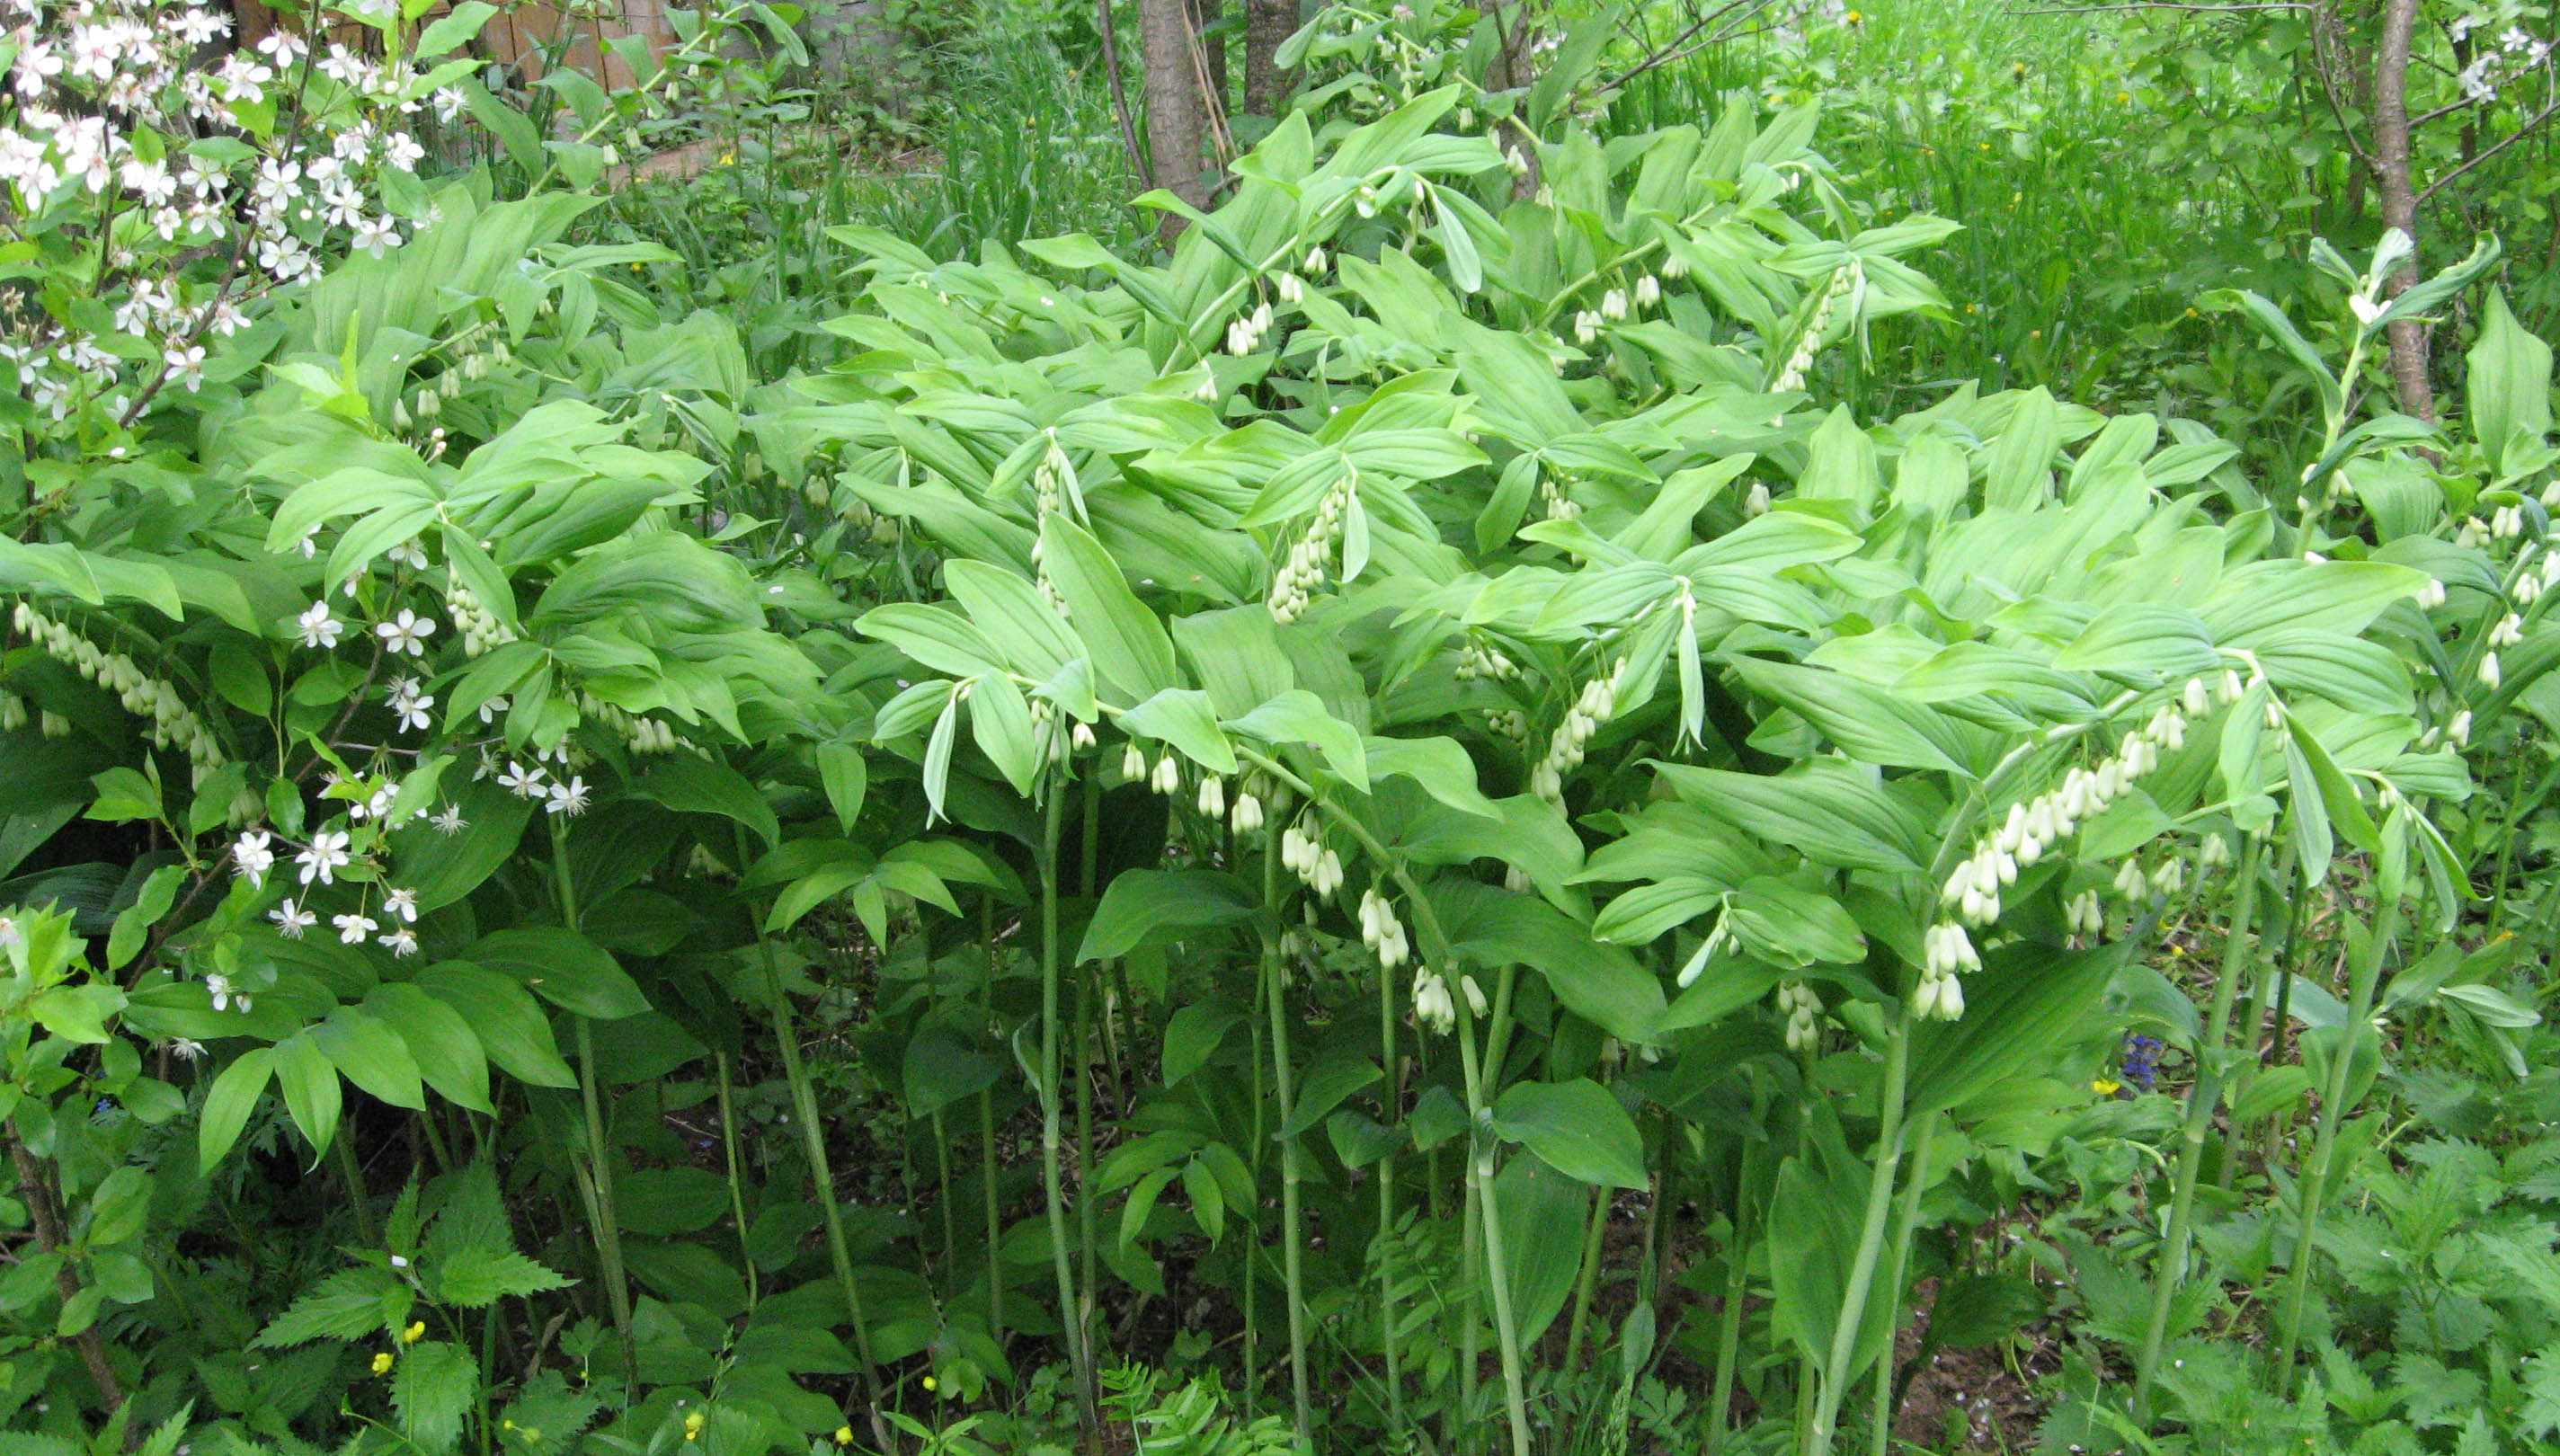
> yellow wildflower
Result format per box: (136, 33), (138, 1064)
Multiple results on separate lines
(834, 1427), (855, 1447)
(2092, 1078), (2121, 1096)
(403, 1320), (426, 1344)
(372, 1351), (396, 1375)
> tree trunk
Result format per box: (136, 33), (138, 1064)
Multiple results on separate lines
(1482, 0), (1536, 92)
(2372, 0), (2434, 422)
(1243, 0), (1293, 115)
(1139, 0), (1209, 238)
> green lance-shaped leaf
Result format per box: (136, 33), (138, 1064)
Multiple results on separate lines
(1491, 1079), (1648, 1191)
(1039, 515), (1178, 703)
(200, 1047), (275, 1174)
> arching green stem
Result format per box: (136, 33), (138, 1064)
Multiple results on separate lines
(2134, 834), (2267, 1420)
(1802, 1008), (1910, 1456)
(2272, 853), (2408, 1386)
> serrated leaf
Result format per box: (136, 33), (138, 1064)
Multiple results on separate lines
(431, 1247), (572, 1308)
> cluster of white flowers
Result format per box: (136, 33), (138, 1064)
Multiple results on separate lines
(1027, 697), (1097, 766)
(1123, 744), (1183, 796)
(1356, 885), (1410, 969)
(1266, 468), (1356, 624)
(2458, 504), (2530, 547)
(12, 601), (223, 785)
(494, 757), (590, 816)
(1569, 271), (1668, 346)
(2478, 604), (2528, 691)
(1, 0), (459, 431)
(1222, 773), (1267, 833)
(1529, 658), (1625, 803)
(2514, 556), (2560, 606)
(1913, 922), (1978, 1020)
(573, 690), (680, 755)
(2452, 24), (2552, 102)
(1224, 300), (1276, 358)
(2111, 850), (2183, 904)
(1776, 980), (1822, 1051)
(445, 580), (518, 657)
(2063, 889), (2103, 935)
(1925, 670), (2250, 1013)
(1410, 965), (1455, 1034)
(1770, 267), (1853, 394)
(1479, 706), (1531, 744)
(1536, 462), (1583, 523)
(1020, 449), (1077, 617)
(1278, 818), (1346, 897)
(1453, 637), (1519, 681)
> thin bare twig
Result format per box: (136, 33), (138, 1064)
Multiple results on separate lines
(1605, 0), (1773, 91)
(2419, 93), (2560, 201)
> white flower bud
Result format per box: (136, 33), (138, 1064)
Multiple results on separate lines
(2114, 858), (2148, 900)
(2481, 651), (2503, 688)
(2449, 710), (2473, 747)
(1151, 751), (1183, 795)
(1462, 974), (1488, 1017)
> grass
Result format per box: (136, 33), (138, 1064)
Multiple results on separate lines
(1604, 0), (2554, 467)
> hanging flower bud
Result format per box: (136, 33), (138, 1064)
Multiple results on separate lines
(1412, 969), (1456, 1034)
(1151, 751), (1183, 795)
(2113, 857), (2148, 901)
(2150, 857), (2185, 897)
(1313, 848), (1344, 897)
(2481, 651), (2504, 688)
(1123, 742), (1148, 781)
(1231, 792), (1264, 834)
